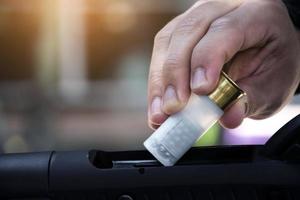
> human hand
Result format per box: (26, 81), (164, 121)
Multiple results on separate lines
(147, 0), (300, 129)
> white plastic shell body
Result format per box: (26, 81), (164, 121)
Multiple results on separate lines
(144, 93), (223, 166)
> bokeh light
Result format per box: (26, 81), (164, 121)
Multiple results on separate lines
(103, 1), (137, 33)
(0, 0), (299, 153)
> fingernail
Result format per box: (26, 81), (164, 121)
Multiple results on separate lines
(191, 67), (207, 89)
(163, 85), (180, 113)
(234, 94), (248, 117)
(151, 96), (162, 115)
(240, 94), (249, 116)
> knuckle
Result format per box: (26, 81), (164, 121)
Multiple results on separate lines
(154, 30), (172, 45)
(174, 16), (199, 36)
(192, 0), (215, 9)
(191, 46), (212, 67)
(192, 0), (205, 8)
(175, 1), (219, 36)
(210, 17), (239, 33)
(149, 69), (163, 88)
(163, 54), (182, 72)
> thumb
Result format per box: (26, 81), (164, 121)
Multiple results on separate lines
(219, 94), (248, 129)
(190, 4), (270, 95)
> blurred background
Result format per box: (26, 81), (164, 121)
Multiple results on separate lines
(0, 0), (299, 153)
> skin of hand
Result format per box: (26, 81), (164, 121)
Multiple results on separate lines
(147, 0), (300, 130)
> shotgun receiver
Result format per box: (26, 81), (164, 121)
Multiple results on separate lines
(1, 115), (300, 200)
